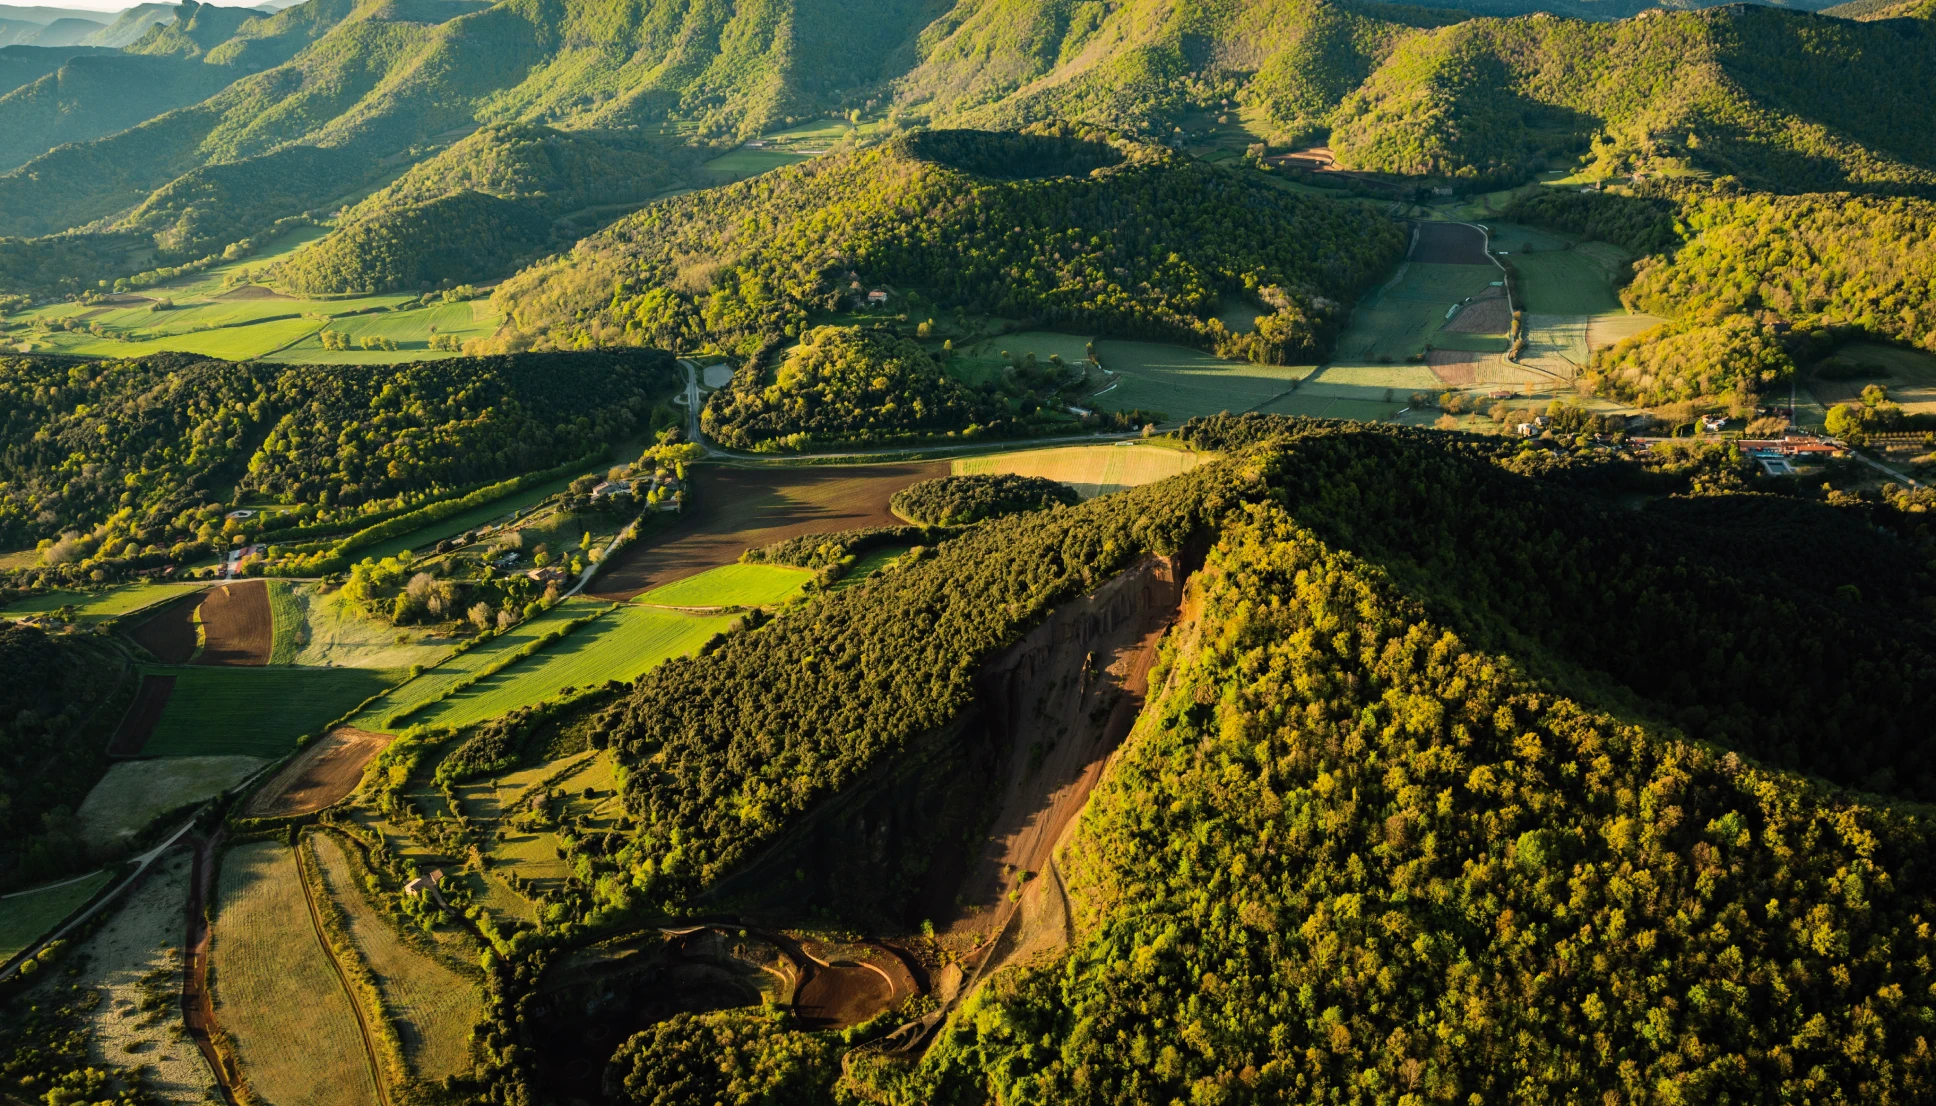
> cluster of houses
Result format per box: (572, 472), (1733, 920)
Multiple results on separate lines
(1736, 432), (1843, 475)
(591, 470), (684, 511)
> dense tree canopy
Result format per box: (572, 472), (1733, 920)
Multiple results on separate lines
(0, 350), (675, 560)
(889, 473), (1079, 525)
(0, 622), (127, 889)
(493, 130), (1405, 362)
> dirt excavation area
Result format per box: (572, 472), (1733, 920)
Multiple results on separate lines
(587, 462), (941, 600)
(245, 728), (391, 817)
(935, 555), (1190, 963)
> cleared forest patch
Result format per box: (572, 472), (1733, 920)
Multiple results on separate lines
(310, 833), (479, 1082)
(210, 841), (380, 1106)
(635, 564), (811, 608)
(954, 443), (1205, 499)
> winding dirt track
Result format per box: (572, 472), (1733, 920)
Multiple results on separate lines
(182, 833), (240, 1106)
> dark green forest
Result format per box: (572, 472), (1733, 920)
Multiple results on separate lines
(0, 350), (675, 573)
(0, 622), (129, 890)
(889, 473), (1079, 526)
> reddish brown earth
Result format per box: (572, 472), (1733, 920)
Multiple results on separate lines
(182, 833), (240, 1106)
(128, 591), (206, 664)
(195, 581), (272, 666)
(245, 728), (392, 817)
(587, 462), (943, 600)
(108, 675), (177, 756)
(1411, 221), (1493, 266)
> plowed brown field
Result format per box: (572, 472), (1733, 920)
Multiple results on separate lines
(245, 728), (392, 817)
(587, 462), (942, 601)
(129, 591), (205, 664)
(196, 581), (272, 666)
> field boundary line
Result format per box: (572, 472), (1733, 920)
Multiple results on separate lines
(293, 838), (393, 1106)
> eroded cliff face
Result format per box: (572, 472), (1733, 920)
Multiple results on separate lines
(700, 553), (1198, 931)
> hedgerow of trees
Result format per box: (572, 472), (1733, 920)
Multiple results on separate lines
(889, 473), (1078, 525)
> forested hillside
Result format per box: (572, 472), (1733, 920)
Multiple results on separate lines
(0, 349), (675, 561)
(274, 125), (695, 294)
(562, 418), (1936, 1103)
(493, 129), (1404, 359)
(0, 622), (129, 890)
(1502, 182), (1936, 406)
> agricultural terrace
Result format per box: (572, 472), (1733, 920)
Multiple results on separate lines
(77, 756), (267, 846)
(464, 753), (625, 900)
(3, 227), (502, 365)
(587, 462), (943, 600)
(1, 581), (206, 624)
(408, 605), (734, 730)
(61, 849), (215, 1101)
(634, 564), (811, 608)
(953, 443), (1206, 499)
(136, 666), (401, 757)
(310, 834), (479, 1082)
(348, 602), (590, 731)
(351, 469), (584, 567)
(211, 841), (380, 1106)
(0, 871), (112, 962)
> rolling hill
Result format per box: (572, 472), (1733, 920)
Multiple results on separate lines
(491, 128), (1406, 360)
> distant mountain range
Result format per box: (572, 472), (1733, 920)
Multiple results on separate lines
(0, 0), (1929, 296)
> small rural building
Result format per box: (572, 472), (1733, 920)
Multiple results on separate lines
(524, 566), (568, 586)
(867, 289), (891, 305)
(591, 479), (631, 500)
(1700, 414), (1727, 432)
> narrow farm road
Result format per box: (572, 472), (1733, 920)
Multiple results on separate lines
(293, 835), (393, 1106)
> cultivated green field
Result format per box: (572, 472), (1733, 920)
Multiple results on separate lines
(636, 564), (812, 608)
(77, 756), (269, 846)
(268, 581), (304, 665)
(1090, 340), (1312, 423)
(142, 667), (402, 757)
(409, 606), (733, 730)
(348, 603), (595, 730)
(2, 224), (503, 365)
(1330, 262), (1502, 366)
(2, 581), (207, 623)
(353, 472), (581, 566)
(954, 442), (1207, 498)
(1510, 245), (1628, 315)
(1811, 341), (1936, 417)
(0, 871), (112, 961)
(704, 148), (812, 177)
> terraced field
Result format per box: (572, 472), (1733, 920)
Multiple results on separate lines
(310, 833), (479, 1081)
(211, 841), (379, 1106)
(408, 605), (733, 730)
(2, 581), (206, 623)
(635, 564), (812, 608)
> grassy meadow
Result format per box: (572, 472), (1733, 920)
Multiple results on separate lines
(77, 756), (269, 846)
(141, 666), (402, 757)
(2, 581), (206, 623)
(348, 603), (591, 730)
(0, 871), (112, 961)
(954, 442), (1207, 499)
(635, 564), (812, 608)
(408, 605), (733, 730)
